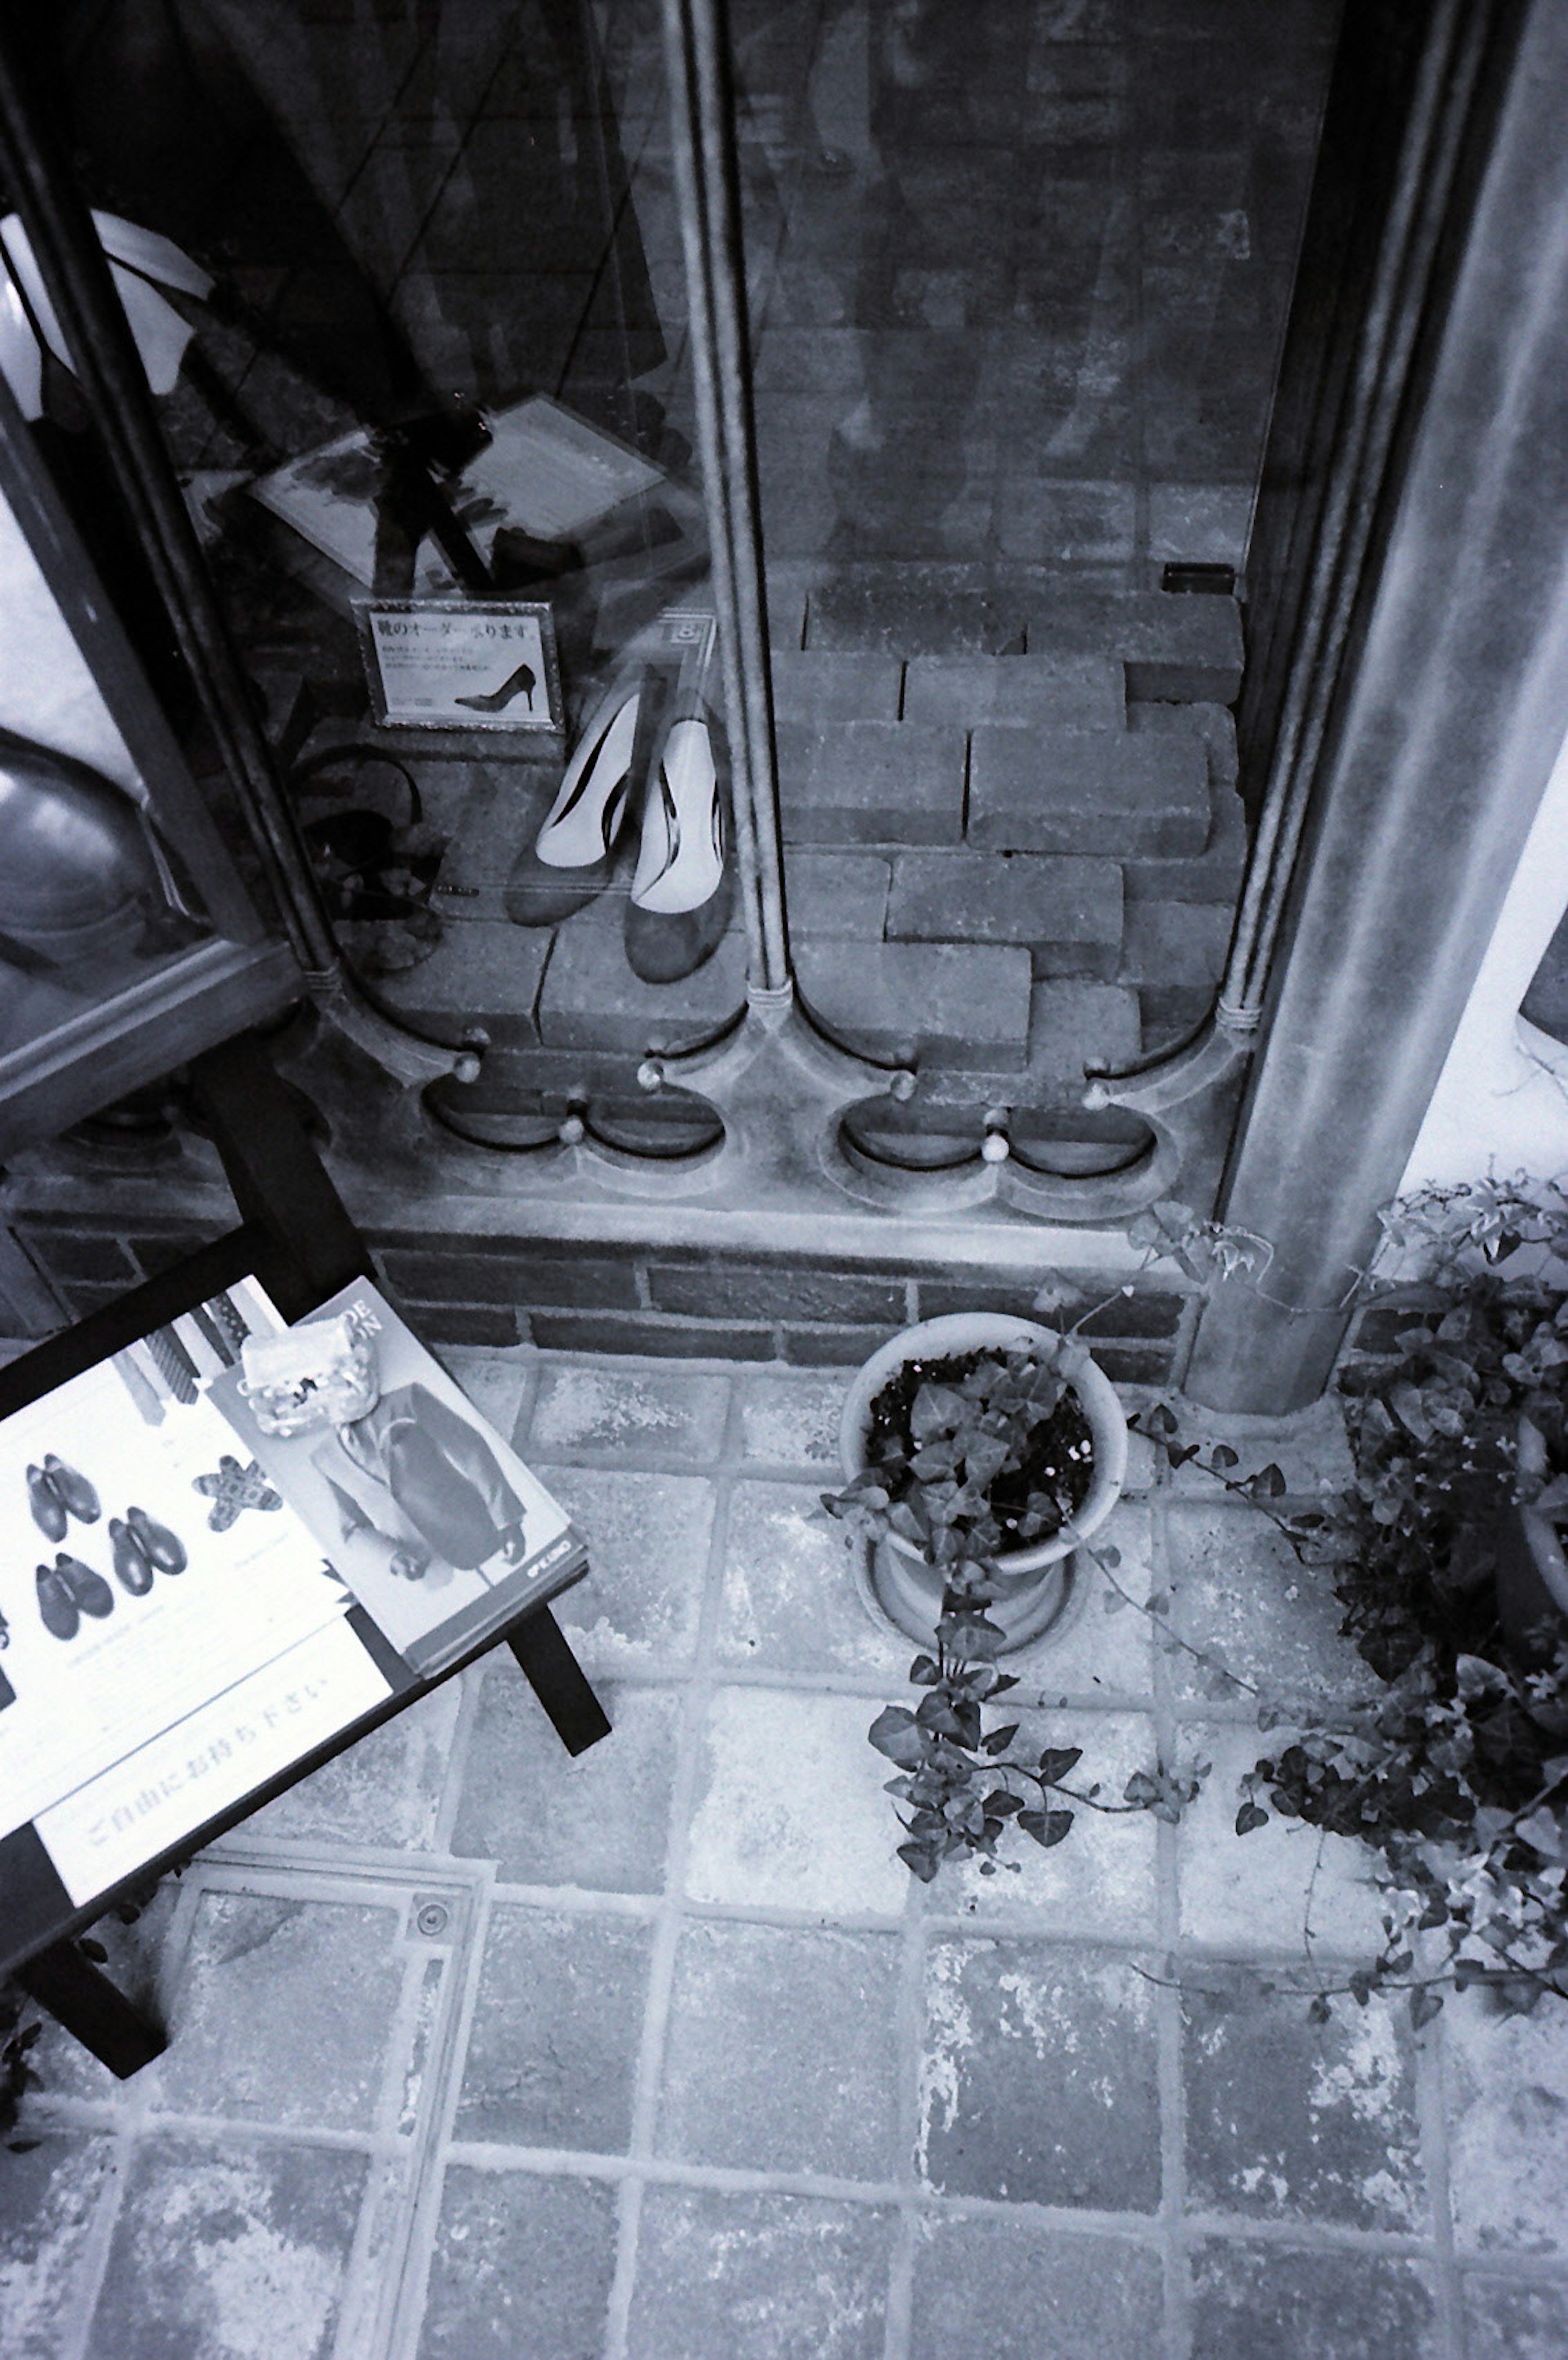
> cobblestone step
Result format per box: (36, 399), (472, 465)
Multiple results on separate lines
(969, 722), (1210, 856)
(886, 850), (1123, 979)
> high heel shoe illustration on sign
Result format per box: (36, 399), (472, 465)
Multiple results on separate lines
(623, 699), (733, 983)
(503, 671), (644, 925)
(457, 660), (536, 715)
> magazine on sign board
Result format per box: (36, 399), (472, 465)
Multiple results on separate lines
(205, 1280), (586, 1681)
(0, 1276), (585, 1924)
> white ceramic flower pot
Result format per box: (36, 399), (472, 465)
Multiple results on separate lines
(838, 1312), (1128, 1653)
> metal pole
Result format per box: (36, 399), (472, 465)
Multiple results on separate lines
(660, 0), (791, 995)
(0, 23), (338, 980)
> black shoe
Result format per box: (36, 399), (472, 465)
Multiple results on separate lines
(457, 659), (538, 715)
(27, 1464), (67, 1543)
(127, 1506), (187, 1574)
(36, 1563), (77, 1640)
(109, 1518), (155, 1595)
(55, 1553), (114, 1619)
(44, 1453), (100, 1524)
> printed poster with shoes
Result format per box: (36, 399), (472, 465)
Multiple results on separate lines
(206, 1281), (586, 1684)
(0, 1277), (585, 1946)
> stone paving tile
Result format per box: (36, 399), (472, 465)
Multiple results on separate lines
(684, 1686), (908, 1916)
(918, 1939), (1161, 2209)
(245, 1682), (462, 1850)
(627, 2185), (893, 2360)
(1163, 1501), (1374, 1706)
(716, 1480), (910, 1681)
(150, 1892), (406, 2132)
(0, 2131), (114, 2360)
(908, 2215), (1166, 2360)
(657, 1919), (903, 2180)
(1460, 2273), (1568, 2359)
(439, 1346), (533, 1447)
(942, 1708), (1160, 1940)
(449, 1663), (679, 1893)
(527, 1466), (715, 1665)
(1444, 1988), (1568, 2254)
(525, 1362), (732, 1461)
(84, 2134), (369, 2360)
(416, 2167), (618, 2360)
(1010, 1498), (1156, 1698)
(1183, 1976), (1426, 2229)
(454, 1905), (650, 2153)
(1176, 1721), (1388, 1955)
(736, 1369), (851, 1468)
(1186, 2238), (1442, 2360)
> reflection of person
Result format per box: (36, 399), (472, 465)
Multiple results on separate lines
(311, 1383), (530, 1578)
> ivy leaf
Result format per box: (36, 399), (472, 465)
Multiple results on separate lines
(1234, 1801), (1269, 1836)
(868, 1706), (926, 1768)
(909, 1655), (940, 1687)
(981, 1723), (1021, 1756)
(1210, 1445), (1238, 1471)
(1409, 1986), (1445, 2030)
(1307, 1993), (1332, 2025)
(1247, 1462), (1287, 1499)
(1018, 1808), (1074, 1848)
(1038, 1746), (1083, 1784)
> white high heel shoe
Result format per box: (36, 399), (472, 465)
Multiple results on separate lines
(623, 701), (733, 982)
(504, 673), (641, 924)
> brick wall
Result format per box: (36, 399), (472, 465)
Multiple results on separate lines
(5, 1209), (1198, 1386)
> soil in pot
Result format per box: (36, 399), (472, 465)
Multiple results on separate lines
(865, 1347), (1095, 1551)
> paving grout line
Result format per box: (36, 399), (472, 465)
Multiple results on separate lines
(602, 1376), (743, 2360)
(1422, 2001), (1468, 2360)
(1149, 1485), (1195, 2360)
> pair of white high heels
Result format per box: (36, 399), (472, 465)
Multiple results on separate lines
(505, 668), (732, 982)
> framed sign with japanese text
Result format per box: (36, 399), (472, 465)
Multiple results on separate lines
(354, 599), (564, 732)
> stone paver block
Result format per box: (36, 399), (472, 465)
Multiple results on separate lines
(920, 1939), (1160, 2209)
(887, 851), (1123, 975)
(1176, 1723), (1388, 1955)
(152, 1894), (405, 2132)
(945, 1708), (1160, 1939)
(0, 2131), (116, 2360)
(536, 926), (747, 1053)
(1461, 2275), (1568, 2359)
(450, 1666), (679, 1893)
(768, 650), (904, 722)
(418, 2169), (617, 2360)
(85, 2135), (368, 2360)
(1445, 1990), (1568, 2253)
(1026, 980), (1143, 1086)
(1187, 2240), (1439, 2360)
(1164, 1502), (1374, 1706)
(901, 653), (1124, 728)
(526, 1466), (715, 1665)
(996, 478), (1137, 566)
(455, 1906), (650, 2153)
(247, 1682), (462, 1850)
(777, 720), (967, 844)
(1165, 1396), (1355, 1495)
(526, 1363), (731, 1461)
(909, 2217), (1165, 2360)
(1024, 589), (1244, 703)
(382, 1245), (640, 1311)
(1183, 1977), (1426, 2229)
(628, 2187), (891, 2360)
(657, 1920), (902, 2178)
(1117, 897), (1232, 986)
(736, 1370), (852, 1468)
(969, 725), (1209, 857)
(804, 574), (1027, 655)
(787, 850), (892, 937)
(377, 921), (550, 1048)
(796, 938), (1033, 1069)
(716, 1479), (910, 1681)
(1149, 482), (1253, 568)
(685, 1686), (907, 1915)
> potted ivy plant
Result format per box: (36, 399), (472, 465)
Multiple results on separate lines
(824, 1310), (1128, 1653)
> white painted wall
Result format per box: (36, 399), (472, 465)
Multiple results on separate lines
(1400, 724), (1568, 1191)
